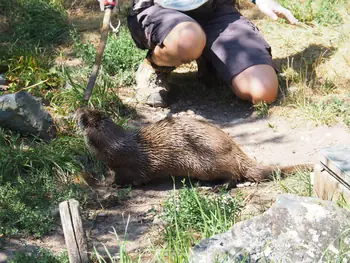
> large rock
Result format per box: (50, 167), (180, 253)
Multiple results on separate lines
(0, 91), (57, 140)
(190, 194), (350, 263)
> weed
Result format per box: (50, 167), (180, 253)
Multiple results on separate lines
(254, 101), (270, 117)
(71, 27), (146, 86)
(8, 247), (69, 263)
(318, 78), (338, 95)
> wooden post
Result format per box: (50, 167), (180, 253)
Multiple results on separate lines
(59, 199), (89, 263)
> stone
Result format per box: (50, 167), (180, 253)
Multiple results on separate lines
(314, 144), (350, 202)
(0, 91), (57, 140)
(0, 74), (6, 85)
(189, 194), (350, 263)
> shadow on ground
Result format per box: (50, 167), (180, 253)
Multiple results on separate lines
(160, 43), (337, 127)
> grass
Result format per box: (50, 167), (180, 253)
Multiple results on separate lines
(159, 180), (244, 262)
(8, 247), (69, 263)
(92, 181), (245, 263)
(50, 66), (135, 125)
(1, 46), (63, 95)
(272, 169), (314, 197)
(1, 0), (350, 261)
(0, 0), (138, 241)
(279, 55), (350, 128)
(71, 26), (146, 86)
(277, 0), (345, 26)
(1, 0), (70, 45)
(0, 129), (88, 237)
(253, 101), (270, 117)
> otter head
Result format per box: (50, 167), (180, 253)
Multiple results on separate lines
(74, 107), (108, 131)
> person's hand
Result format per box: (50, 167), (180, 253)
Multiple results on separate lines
(256, 0), (298, 25)
(98, 0), (118, 12)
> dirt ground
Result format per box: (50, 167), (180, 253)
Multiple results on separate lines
(2, 87), (350, 262)
(1, 4), (350, 263)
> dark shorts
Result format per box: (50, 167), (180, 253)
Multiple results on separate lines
(127, 3), (275, 84)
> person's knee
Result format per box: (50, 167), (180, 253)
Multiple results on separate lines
(165, 22), (206, 63)
(250, 76), (278, 104)
(231, 65), (278, 104)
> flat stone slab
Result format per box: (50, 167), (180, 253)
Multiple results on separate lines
(319, 144), (350, 185)
(190, 194), (350, 263)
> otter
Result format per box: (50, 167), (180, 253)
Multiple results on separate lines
(75, 108), (313, 188)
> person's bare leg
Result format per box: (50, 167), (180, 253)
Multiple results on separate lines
(135, 21), (206, 107)
(231, 64), (278, 104)
(151, 21), (206, 67)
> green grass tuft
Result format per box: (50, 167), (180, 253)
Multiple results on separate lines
(71, 27), (147, 86)
(8, 247), (69, 263)
(254, 101), (270, 117)
(160, 180), (244, 261)
(277, 0), (345, 26)
(1, 0), (70, 45)
(2, 46), (63, 95)
(0, 130), (88, 237)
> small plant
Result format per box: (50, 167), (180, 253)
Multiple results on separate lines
(321, 229), (350, 263)
(254, 101), (270, 117)
(318, 78), (338, 95)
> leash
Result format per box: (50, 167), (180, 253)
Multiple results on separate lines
(82, 0), (120, 106)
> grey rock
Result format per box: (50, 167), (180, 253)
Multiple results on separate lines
(0, 91), (57, 140)
(0, 74), (6, 85)
(190, 194), (350, 263)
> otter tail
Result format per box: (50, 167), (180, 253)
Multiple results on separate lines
(245, 163), (314, 183)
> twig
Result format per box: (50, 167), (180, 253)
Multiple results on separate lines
(20, 79), (49, 91)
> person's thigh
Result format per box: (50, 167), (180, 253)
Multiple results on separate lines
(127, 5), (198, 50)
(200, 8), (277, 85)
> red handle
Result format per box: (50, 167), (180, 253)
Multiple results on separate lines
(104, 0), (116, 7)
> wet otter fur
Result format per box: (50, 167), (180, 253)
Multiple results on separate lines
(75, 108), (313, 188)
